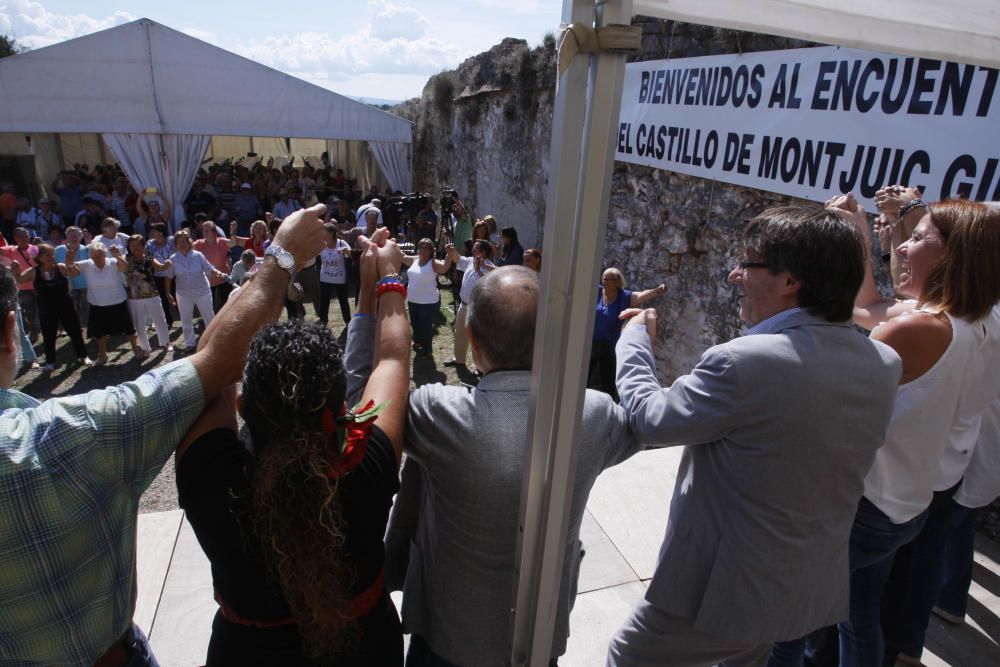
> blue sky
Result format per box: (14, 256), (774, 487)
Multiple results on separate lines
(0, 0), (562, 100)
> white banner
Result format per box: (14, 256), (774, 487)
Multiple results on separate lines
(615, 46), (1000, 209)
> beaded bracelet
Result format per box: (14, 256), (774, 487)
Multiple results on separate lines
(376, 281), (407, 300)
(376, 274), (403, 286)
(897, 199), (927, 221)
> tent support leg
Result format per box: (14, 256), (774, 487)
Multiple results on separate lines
(509, 0), (633, 665)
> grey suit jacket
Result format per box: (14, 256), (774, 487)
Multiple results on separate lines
(341, 314), (642, 666)
(615, 310), (901, 643)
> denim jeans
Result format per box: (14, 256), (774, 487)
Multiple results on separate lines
(408, 300), (439, 352)
(123, 623), (160, 667)
(936, 507), (977, 617)
(16, 305), (36, 363)
(881, 486), (970, 661)
(838, 497), (927, 667)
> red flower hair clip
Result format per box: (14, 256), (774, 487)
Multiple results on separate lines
(321, 399), (388, 477)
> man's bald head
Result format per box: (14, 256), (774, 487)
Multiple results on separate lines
(467, 266), (538, 371)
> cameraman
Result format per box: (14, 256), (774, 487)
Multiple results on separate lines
(450, 197), (472, 255)
(417, 200), (438, 242)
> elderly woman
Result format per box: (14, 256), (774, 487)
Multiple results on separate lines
(146, 222), (176, 327)
(126, 235), (173, 357)
(194, 219), (233, 311)
(9, 243), (90, 370)
(63, 241), (140, 364)
(174, 230), (410, 665)
(228, 219), (270, 257)
(588, 268), (666, 398)
(165, 230), (229, 351)
(97, 217), (130, 256)
(400, 238), (455, 359)
(780, 195), (1000, 667)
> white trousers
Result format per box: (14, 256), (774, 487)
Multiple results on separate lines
(127, 296), (170, 352)
(176, 291), (215, 348)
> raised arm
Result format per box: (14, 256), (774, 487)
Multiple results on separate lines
(61, 248), (81, 277)
(135, 193), (149, 221)
(360, 237), (410, 463)
(630, 283), (667, 307)
(109, 246), (128, 272)
(9, 260), (34, 284)
(189, 204), (327, 401)
(827, 193), (913, 329)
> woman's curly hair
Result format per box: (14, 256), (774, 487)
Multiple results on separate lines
(241, 320), (354, 658)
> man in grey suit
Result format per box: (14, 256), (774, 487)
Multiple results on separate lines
(607, 207), (902, 666)
(383, 266), (642, 666)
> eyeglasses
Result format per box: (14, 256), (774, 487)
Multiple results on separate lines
(737, 260), (770, 270)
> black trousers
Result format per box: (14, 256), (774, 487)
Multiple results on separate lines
(154, 276), (175, 326)
(317, 282), (351, 324)
(211, 282), (233, 313)
(587, 339), (619, 401)
(39, 296), (87, 363)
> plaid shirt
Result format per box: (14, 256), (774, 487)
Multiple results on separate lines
(0, 360), (204, 666)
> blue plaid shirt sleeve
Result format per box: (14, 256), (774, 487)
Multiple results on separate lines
(0, 359), (204, 665)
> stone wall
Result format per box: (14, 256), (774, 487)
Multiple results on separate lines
(393, 36), (557, 248)
(395, 20), (887, 382)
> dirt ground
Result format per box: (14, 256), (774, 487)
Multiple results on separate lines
(11, 289), (475, 514)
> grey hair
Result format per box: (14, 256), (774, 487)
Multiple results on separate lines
(87, 241), (107, 254)
(466, 266), (538, 371)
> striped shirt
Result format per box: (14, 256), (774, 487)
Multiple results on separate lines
(0, 359), (204, 665)
(745, 307), (807, 336)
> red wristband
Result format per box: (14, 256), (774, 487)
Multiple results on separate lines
(376, 282), (407, 300)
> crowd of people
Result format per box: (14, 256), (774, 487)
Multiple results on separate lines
(0, 160), (544, 371)
(1, 175), (998, 667)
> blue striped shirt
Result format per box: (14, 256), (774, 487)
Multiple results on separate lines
(745, 307), (807, 336)
(0, 359), (204, 665)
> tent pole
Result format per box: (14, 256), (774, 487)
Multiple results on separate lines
(510, 0), (632, 665)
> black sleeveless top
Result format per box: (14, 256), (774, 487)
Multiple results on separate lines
(177, 426), (402, 666)
(33, 266), (71, 306)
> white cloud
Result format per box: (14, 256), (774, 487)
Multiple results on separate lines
(0, 0), (135, 48)
(369, 0), (429, 41)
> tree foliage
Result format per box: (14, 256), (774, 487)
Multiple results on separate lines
(0, 35), (28, 59)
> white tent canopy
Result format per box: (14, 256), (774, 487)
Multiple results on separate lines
(513, 1), (1000, 665)
(0, 18), (413, 226)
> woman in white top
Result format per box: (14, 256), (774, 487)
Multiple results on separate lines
(164, 230), (229, 350)
(829, 195), (1000, 667)
(97, 217), (130, 257)
(63, 241), (141, 364)
(316, 223), (352, 326)
(400, 238), (454, 360)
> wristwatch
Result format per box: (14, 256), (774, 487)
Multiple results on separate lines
(264, 244), (296, 276)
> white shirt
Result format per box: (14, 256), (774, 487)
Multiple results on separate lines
(456, 255), (494, 305)
(75, 259), (127, 306)
(863, 310), (980, 523)
(319, 241), (350, 284)
(167, 249), (215, 297)
(98, 233), (130, 257)
(933, 306), (1000, 491)
(407, 258), (440, 305)
(955, 398), (1000, 508)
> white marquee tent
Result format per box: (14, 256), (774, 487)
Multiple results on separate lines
(0, 18), (412, 227)
(515, 1), (1000, 664)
